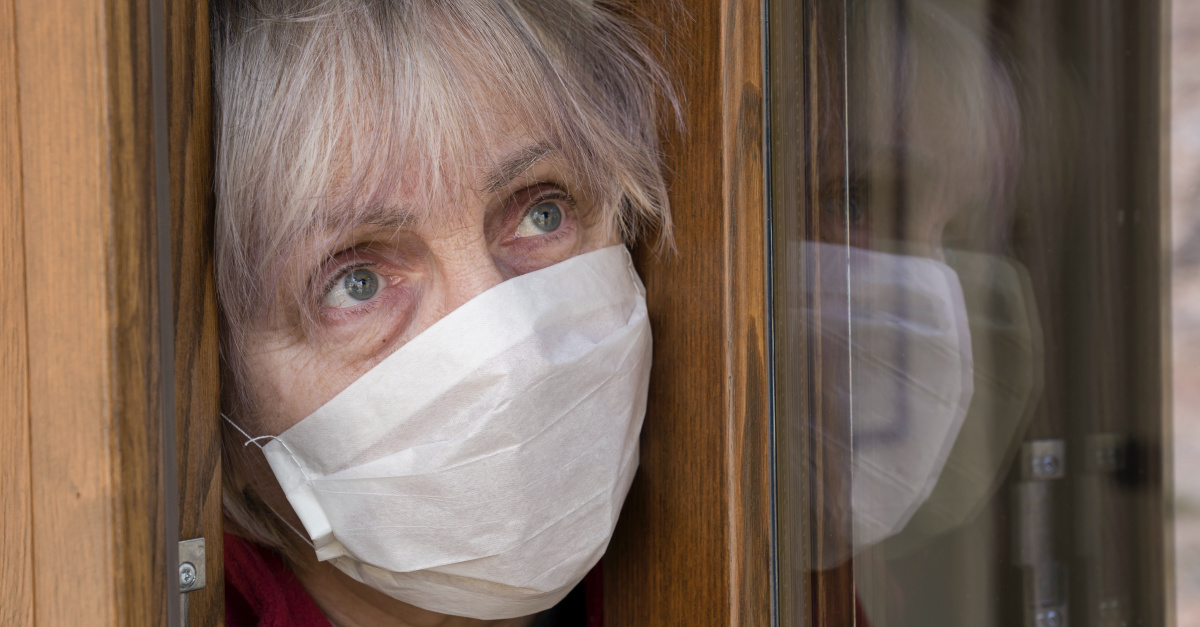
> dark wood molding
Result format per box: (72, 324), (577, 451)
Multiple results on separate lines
(166, 0), (224, 624)
(605, 0), (772, 623)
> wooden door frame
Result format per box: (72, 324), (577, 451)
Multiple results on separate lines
(1, 1), (221, 624)
(605, 0), (775, 624)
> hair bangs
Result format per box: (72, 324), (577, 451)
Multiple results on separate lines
(215, 0), (678, 338)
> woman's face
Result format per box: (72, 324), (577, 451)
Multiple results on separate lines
(239, 138), (620, 436)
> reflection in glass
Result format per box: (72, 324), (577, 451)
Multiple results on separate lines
(769, 1), (1170, 625)
(797, 240), (976, 569)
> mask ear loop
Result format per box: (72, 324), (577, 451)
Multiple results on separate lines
(220, 413), (316, 550)
(221, 412), (278, 448)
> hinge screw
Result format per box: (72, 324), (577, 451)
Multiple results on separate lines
(1033, 455), (1061, 477)
(1037, 609), (1063, 627)
(179, 562), (198, 590)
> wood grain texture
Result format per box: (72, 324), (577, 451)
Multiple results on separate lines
(605, 0), (771, 624)
(16, 0), (167, 623)
(106, 0), (170, 622)
(0, 0), (33, 622)
(166, 0), (224, 624)
(17, 0), (118, 619)
(722, 0), (772, 623)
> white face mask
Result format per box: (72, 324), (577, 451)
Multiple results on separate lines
(234, 245), (651, 620)
(885, 249), (1043, 556)
(794, 241), (974, 569)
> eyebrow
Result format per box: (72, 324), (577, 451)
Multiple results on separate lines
(480, 141), (559, 194)
(307, 203), (418, 255)
(357, 205), (416, 229)
(311, 141), (561, 244)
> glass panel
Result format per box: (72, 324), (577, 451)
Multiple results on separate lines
(769, 1), (1170, 625)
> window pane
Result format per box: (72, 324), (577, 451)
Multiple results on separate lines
(769, 1), (1170, 625)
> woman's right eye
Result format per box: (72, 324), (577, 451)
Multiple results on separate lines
(324, 267), (387, 309)
(515, 201), (565, 237)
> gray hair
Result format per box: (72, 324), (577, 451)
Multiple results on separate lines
(212, 0), (680, 553)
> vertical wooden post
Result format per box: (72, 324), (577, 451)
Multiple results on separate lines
(166, 0), (224, 624)
(605, 0), (773, 624)
(3, 0), (170, 623)
(0, 0), (33, 621)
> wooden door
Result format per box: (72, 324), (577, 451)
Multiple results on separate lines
(2, 0), (171, 622)
(0, 0), (221, 624)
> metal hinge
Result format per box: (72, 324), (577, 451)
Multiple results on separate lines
(178, 538), (207, 627)
(1015, 439), (1068, 627)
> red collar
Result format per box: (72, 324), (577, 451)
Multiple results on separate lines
(225, 533), (333, 627)
(225, 532), (604, 626)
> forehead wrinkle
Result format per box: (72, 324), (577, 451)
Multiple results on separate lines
(479, 141), (559, 194)
(307, 200), (422, 254)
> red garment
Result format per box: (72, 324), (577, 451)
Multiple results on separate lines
(583, 561), (603, 627)
(225, 531), (603, 626)
(225, 533), (332, 627)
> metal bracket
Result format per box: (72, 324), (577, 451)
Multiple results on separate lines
(179, 538), (207, 592)
(1021, 439), (1066, 481)
(178, 538), (206, 627)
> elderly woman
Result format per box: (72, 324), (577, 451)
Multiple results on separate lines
(212, 1), (677, 625)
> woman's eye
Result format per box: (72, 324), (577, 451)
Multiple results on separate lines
(515, 201), (564, 237)
(324, 267), (384, 308)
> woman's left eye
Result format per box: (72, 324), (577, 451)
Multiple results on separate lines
(324, 267), (386, 309)
(514, 201), (564, 237)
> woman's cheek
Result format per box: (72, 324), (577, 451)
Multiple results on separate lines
(239, 341), (338, 434)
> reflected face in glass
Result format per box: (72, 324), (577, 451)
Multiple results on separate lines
(816, 2), (1018, 259)
(818, 135), (1002, 260)
(238, 139), (620, 437)
(794, 0), (1030, 581)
